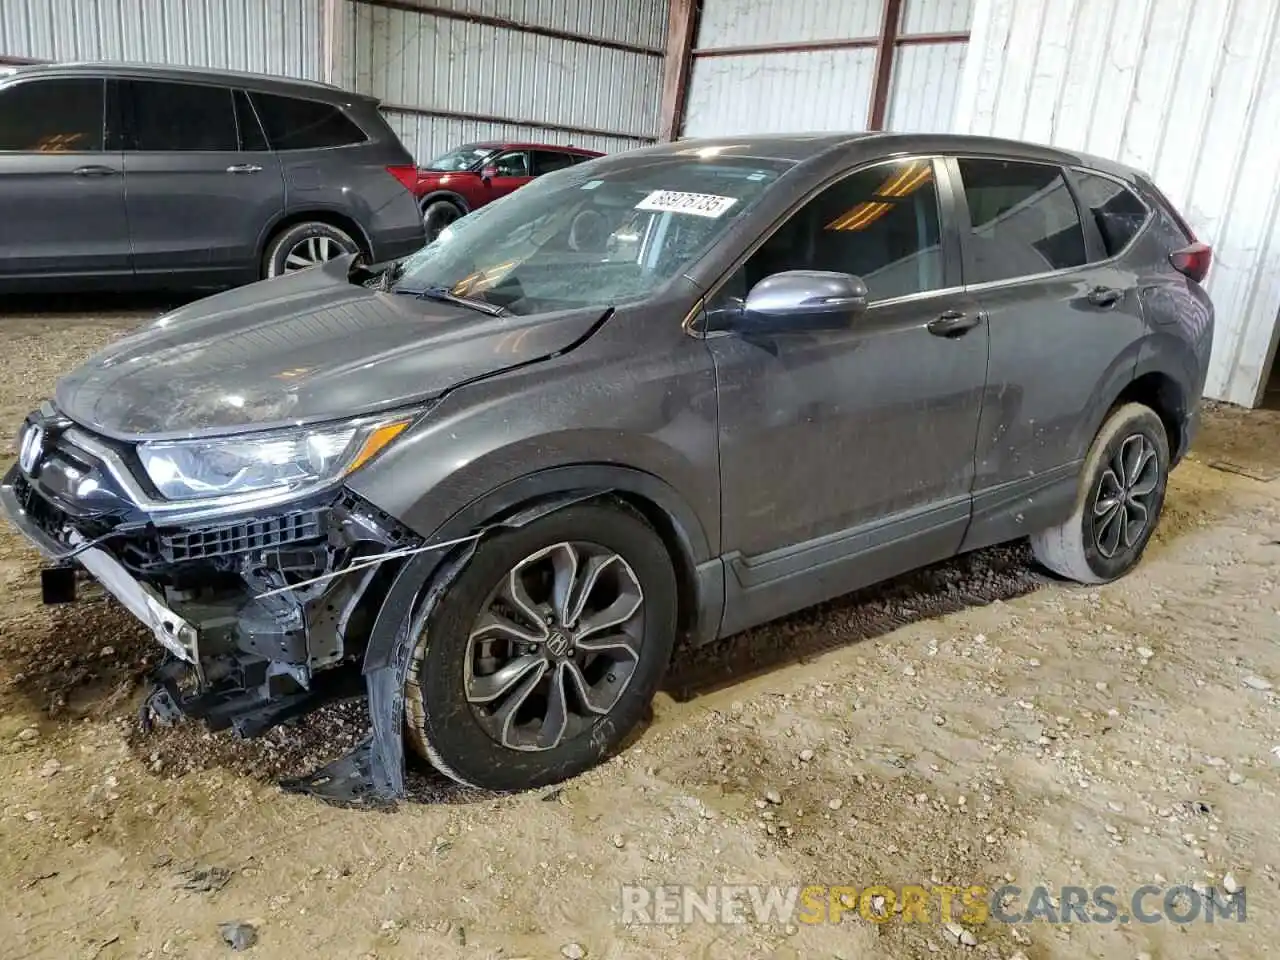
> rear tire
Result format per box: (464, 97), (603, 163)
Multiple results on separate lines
(422, 199), (464, 243)
(404, 503), (678, 792)
(263, 222), (360, 279)
(1030, 402), (1169, 584)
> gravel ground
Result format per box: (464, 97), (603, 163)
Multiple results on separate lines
(0, 301), (1278, 959)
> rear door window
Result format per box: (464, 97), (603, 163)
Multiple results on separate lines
(249, 93), (368, 150)
(125, 80), (237, 152)
(0, 78), (105, 152)
(956, 158), (1087, 283)
(1072, 171), (1150, 258)
(531, 150), (577, 176)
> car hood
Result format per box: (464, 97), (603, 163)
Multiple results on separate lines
(54, 257), (606, 441)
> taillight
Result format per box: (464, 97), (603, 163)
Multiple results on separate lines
(1170, 242), (1212, 283)
(385, 164), (418, 191)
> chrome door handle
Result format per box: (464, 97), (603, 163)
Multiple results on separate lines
(927, 311), (982, 337)
(226, 163), (263, 174)
(1088, 285), (1123, 308)
(72, 165), (118, 177)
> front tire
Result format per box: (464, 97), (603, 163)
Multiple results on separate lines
(263, 222), (360, 278)
(1030, 402), (1170, 583)
(404, 503), (678, 791)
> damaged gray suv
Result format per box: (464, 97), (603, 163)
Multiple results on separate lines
(3, 133), (1214, 802)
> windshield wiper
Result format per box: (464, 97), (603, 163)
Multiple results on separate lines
(395, 284), (507, 317)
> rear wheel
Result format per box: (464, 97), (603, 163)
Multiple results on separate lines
(1030, 402), (1169, 583)
(263, 222), (360, 278)
(422, 199), (464, 243)
(404, 503), (678, 791)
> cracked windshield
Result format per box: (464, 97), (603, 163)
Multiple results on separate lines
(389, 153), (793, 315)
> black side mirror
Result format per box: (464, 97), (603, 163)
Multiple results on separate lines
(480, 164), (497, 184)
(739, 270), (869, 332)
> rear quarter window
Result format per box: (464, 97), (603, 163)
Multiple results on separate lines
(1072, 171), (1151, 258)
(249, 92), (368, 150)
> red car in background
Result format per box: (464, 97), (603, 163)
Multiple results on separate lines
(413, 141), (604, 241)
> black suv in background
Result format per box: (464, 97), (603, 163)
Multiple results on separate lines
(0, 62), (425, 291)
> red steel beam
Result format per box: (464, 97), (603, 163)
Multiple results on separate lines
(691, 31), (969, 60)
(868, 0), (905, 131)
(658, 0), (698, 140)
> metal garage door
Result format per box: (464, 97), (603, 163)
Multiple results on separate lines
(682, 0), (973, 136)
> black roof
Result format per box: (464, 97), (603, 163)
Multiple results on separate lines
(5, 61), (369, 103)
(641, 132), (1142, 179)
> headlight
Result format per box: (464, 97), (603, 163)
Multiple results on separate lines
(137, 413), (416, 502)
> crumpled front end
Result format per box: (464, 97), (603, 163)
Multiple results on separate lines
(2, 402), (416, 739)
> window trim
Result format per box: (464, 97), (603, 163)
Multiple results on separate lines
(945, 154), (1155, 293)
(0, 75), (108, 154)
(690, 154), (965, 338)
(247, 90), (369, 153)
(119, 77), (240, 154)
(233, 88), (270, 153)
(489, 149), (532, 178)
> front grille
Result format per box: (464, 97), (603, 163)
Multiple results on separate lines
(157, 510), (327, 563)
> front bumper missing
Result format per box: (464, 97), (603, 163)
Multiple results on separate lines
(67, 531), (200, 667)
(0, 478), (200, 666)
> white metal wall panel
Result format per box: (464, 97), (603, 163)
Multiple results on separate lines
(684, 49), (877, 138)
(695, 0), (883, 48)
(886, 41), (967, 132)
(374, 0), (666, 50)
(686, 0), (972, 139)
(348, 0), (662, 159)
(0, 0), (325, 79)
(901, 0), (972, 33)
(955, 0), (1280, 406)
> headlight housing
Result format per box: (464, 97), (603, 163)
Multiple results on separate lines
(137, 412), (416, 502)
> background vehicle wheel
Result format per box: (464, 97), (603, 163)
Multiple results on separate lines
(263, 222), (360, 278)
(404, 502), (678, 792)
(422, 199), (463, 243)
(1030, 402), (1170, 584)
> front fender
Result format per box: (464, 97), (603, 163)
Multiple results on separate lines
(346, 314), (721, 557)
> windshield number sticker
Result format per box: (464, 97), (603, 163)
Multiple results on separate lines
(635, 190), (738, 218)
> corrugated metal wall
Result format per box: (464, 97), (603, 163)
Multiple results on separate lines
(0, 0), (325, 79)
(684, 0), (972, 138)
(887, 0), (972, 133)
(954, 0), (1280, 406)
(346, 0), (666, 160)
(684, 0), (883, 137)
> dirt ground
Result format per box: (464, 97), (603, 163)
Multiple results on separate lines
(1, 301), (1279, 960)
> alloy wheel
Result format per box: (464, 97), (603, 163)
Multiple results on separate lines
(464, 541), (645, 752)
(1091, 433), (1160, 559)
(283, 235), (349, 271)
